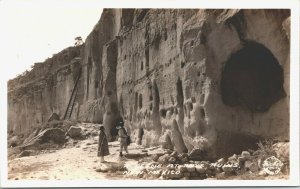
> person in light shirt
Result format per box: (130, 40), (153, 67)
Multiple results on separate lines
(116, 120), (129, 157)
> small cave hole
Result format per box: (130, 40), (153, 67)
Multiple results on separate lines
(201, 108), (206, 119)
(160, 109), (167, 118)
(149, 94), (153, 101)
(191, 97), (196, 103)
(181, 61), (185, 68)
(141, 61), (144, 70)
(188, 102), (193, 110)
(190, 40), (194, 46)
(95, 81), (99, 88)
(200, 93), (205, 104)
(139, 94), (143, 109)
(200, 33), (206, 44)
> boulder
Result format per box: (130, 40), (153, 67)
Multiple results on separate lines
(241, 151), (251, 160)
(178, 153), (188, 159)
(272, 142), (289, 163)
(178, 153), (189, 164)
(21, 128), (66, 150)
(67, 126), (82, 138)
(189, 148), (207, 161)
(195, 163), (208, 174)
(168, 156), (177, 164)
(17, 150), (33, 158)
(238, 156), (248, 163)
(95, 164), (110, 173)
(151, 154), (161, 162)
(158, 154), (171, 165)
(47, 113), (60, 122)
(180, 156), (189, 164)
(8, 136), (19, 147)
(124, 153), (148, 159)
(160, 134), (173, 150)
(228, 154), (238, 162)
(244, 160), (259, 173)
(170, 151), (178, 158)
(164, 149), (173, 154)
(177, 165), (188, 173)
(185, 164), (196, 172)
(40, 128), (66, 144)
(217, 158), (226, 164)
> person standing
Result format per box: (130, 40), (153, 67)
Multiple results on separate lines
(137, 127), (144, 145)
(97, 126), (109, 163)
(116, 121), (129, 157)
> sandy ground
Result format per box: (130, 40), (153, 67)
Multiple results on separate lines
(7, 124), (289, 181)
(8, 137), (158, 180)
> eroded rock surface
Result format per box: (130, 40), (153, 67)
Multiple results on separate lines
(8, 9), (290, 159)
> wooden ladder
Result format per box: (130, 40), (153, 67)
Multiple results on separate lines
(63, 69), (82, 120)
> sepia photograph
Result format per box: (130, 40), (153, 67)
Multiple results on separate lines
(1, 0), (299, 188)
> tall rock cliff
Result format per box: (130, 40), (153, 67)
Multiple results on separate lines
(8, 9), (290, 158)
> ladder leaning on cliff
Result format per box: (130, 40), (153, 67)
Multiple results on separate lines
(63, 68), (82, 120)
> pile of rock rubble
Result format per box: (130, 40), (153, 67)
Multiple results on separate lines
(131, 149), (287, 180)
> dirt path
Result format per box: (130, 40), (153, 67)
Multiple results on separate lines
(8, 138), (155, 180)
(7, 123), (289, 180)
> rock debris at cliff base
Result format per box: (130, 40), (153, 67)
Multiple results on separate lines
(7, 9), (290, 179)
(8, 123), (289, 180)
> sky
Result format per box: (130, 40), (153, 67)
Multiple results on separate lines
(0, 0), (103, 81)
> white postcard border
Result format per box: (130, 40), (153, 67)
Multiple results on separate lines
(0, 0), (299, 187)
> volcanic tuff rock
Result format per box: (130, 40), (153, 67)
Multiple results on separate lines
(8, 9), (290, 158)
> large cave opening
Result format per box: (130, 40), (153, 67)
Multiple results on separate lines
(221, 42), (286, 112)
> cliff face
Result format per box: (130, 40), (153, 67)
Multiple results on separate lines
(8, 46), (82, 136)
(8, 9), (290, 158)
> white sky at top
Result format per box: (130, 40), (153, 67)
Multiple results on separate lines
(0, 0), (103, 81)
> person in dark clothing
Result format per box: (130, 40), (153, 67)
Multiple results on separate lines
(137, 128), (144, 145)
(97, 126), (109, 163)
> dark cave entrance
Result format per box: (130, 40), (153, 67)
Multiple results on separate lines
(221, 42), (286, 112)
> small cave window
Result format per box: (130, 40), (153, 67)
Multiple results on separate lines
(191, 97), (196, 103)
(181, 61), (185, 68)
(135, 92), (138, 110)
(141, 61), (144, 70)
(188, 102), (193, 111)
(139, 94), (143, 109)
(220, 41), (286, 112)
(190, 40), (194, 46)
(200, 33), (206, 44)
(149, 94), (153, 101)
(164, 30), (168, 40)
(160, 109), (167, 118)
(95, 81), (99, 88)
(145, 47), (149, 67)
(201, 108), (206, 119)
